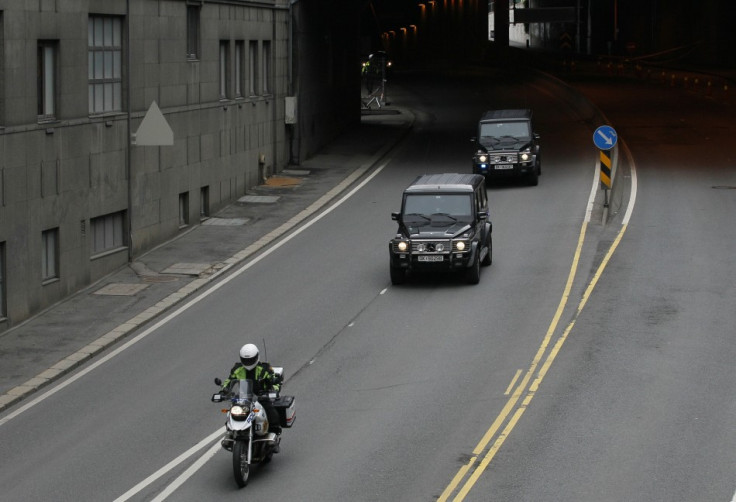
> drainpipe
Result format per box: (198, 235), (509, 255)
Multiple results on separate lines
(288, 0), (300, 165)
(126, 0), (133, 262)
(271, 4), (277, 176)
(288, 0), (300, 96)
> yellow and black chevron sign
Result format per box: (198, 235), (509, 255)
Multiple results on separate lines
(600, 149), (612, 189)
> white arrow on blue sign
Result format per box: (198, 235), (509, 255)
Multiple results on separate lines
(593, 125), (618, 150)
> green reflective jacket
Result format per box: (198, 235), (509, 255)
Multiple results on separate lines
(222, 362), (280, 393)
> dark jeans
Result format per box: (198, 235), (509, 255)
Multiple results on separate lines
(262, 401), (281, 433)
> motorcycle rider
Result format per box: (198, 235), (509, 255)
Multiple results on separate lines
(222, 343), (282, 437)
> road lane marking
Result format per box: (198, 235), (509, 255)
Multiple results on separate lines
(439, 456), (478, 501)
(113, 427), (224, 502)
(440, 146), (638, 501)
(150, 441), (222, 502)
(504, 370), (522, 395)
(106, 163), (394, 498)
(452, 222), (630, 501)
(437, 220), (589, 502)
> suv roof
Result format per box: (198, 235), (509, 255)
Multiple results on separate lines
(404, 173), (484, 193)
(479, 109), (532, 122)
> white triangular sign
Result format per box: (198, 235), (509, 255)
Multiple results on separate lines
(133, 101), (174, 146)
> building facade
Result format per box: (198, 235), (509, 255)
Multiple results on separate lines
(0, 0), (296, 331)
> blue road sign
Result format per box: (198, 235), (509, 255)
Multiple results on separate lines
(593, 125), (618, 150)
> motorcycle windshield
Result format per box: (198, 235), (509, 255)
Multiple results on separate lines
(231, 379), (255, 404)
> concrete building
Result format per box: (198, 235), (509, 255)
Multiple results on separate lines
(0, 0), (361, 332)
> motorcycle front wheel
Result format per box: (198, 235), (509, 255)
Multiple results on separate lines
(232, 440), (250, 488)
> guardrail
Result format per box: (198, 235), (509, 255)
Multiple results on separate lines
(558, 57), (733, 106)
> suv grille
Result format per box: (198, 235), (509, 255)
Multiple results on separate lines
(411, 240), (451, 254)
(490, 153), (518, 163)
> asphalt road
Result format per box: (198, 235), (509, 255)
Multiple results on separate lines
(1, 67), (734, 501)
(470, 76), (736, 502)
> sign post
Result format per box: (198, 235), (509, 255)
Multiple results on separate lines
(593, 125), (618, 208)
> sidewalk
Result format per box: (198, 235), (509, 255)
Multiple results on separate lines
(0, 102), (414, 413)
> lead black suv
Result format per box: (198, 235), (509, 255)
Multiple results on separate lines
(471, 109), (541, 186)
(389, 174), (492, 285)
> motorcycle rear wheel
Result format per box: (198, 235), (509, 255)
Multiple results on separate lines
(233, 440), (250, 488)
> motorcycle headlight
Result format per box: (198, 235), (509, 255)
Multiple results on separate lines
(397, 241), (408, 252)
(231, 405), (250, 417)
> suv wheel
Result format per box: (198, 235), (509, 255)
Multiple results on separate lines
(390, 266), (406, 285)
(481, 234), (492, 266)
(465, 253), (481, 284)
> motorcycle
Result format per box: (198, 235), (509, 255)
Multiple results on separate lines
(212, 369), (295, 488)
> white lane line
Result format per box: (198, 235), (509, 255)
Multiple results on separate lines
(113, 427), (224, 502)
(586, 154), (602, 223)
(111, 163), (392, 498)
(620, 140), (638, 225)
(150, 440), (222, 502)
(0, 161), (389, 427)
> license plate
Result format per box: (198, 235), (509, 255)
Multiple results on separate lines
(417, 255), (443, 262)
(495, 164), (513, 170)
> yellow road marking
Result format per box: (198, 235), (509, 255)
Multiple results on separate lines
(504, 369), (522, 395)
(441, 220), (630, 501)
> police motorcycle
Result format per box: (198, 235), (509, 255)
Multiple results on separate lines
(212, 369), (295, 488)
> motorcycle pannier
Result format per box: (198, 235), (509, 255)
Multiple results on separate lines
(273, 395), (295, 428)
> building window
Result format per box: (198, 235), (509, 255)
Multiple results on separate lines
(234, 41), (245, 98)
(0, 242), (6, 318)
(91, 211), (125, 255)
(42, 228), (59, 282)
(262, 41), (271, 95)
(219, 41), (229, 99)
(249, 41), (258, 96)
(186, 5), (200, 60)
(179, 192), (189, 227)
(200, 186), (209, 220)
(88, 15), (122, 114)
(38, 40), (58, 120)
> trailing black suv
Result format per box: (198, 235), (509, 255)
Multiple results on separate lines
(389, 174), (492, 285)
(471, 109), (541, 186)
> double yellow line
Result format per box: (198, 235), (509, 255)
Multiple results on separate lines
(439, 220), (629, 501)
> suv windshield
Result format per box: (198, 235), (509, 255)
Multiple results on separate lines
(480, 120), (530, 141)
(403, 194), (472, 224)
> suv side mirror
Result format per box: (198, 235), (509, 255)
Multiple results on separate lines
(478, 211), (488, 221)
(391, 212), (400, 221)
(533, 133), (540, 141)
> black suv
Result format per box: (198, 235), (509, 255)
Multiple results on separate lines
(389, 174), (492, 285)
(471, 109), (541, 186)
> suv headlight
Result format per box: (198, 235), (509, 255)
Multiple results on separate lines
(520, 150), (531, 162)
(397, 241), (408, 252)
(477, 154), (488, 163)
(453, 240), (469, 252)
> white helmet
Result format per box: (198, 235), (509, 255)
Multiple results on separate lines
(239, 343), (259, 370)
